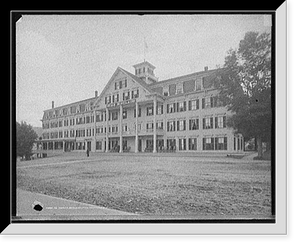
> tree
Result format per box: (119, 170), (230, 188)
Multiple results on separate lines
(215, 31), (272, 158)
(16, 121), (38, 160)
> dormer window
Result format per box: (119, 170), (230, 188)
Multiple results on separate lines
(176, 83), (183, 94)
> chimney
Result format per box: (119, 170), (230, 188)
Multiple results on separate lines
(95, 90), (98, 97)
(52, 101), (54, 109)
(204, 66), (208, 72)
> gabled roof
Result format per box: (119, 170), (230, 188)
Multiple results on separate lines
(118, 67), (154, 93)
(94, 67), (154, 107)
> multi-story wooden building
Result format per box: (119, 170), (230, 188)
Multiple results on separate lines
(40, 61), (244, 154)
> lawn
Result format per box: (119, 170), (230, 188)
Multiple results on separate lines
(17, 153), (272, 218)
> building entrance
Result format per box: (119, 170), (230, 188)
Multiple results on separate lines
(138, 139), (142, 152)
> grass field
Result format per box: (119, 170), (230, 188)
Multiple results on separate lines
(17, 153), (272, 218)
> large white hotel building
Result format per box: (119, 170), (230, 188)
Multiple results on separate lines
(40, 61), (244, 154)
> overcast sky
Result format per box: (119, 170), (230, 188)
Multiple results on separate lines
(15, 14), (271, 127)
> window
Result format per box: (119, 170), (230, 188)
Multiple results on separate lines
(86, 116), (90, 124)
(163, 91), (169, 96)
(105, 95), (111, 104)
(176, 87), (183, 94)
(203, 117), (214, 129)
(111, 125), (118, 134)
(122, 124), (128, 132)
(179, 138), (186, 151)
(70, 130), (75, 137)
(76, 116), (84, 125)
(167, 139), (176, 150)
(79, 104), (85, 113)
(188, 99), (200, 111)
(169, 84), (176, 96)
(203, 137), (214, 150)
(146, 122), (154, 132)
(177, 119), (186, 131)
(146, 140), (153, 149)
(70, 118), (75, 126)
(64, 119), (69, 127)
(134, 107), (141, 118)
(111, 111), (118, 121)
(188, 138), (197, 150)
(132, 88), (139, 99)
(62, 108), (68, 115)
(123, 91), (130, 101)
(215, 116), (226, 128)
(96, 114), (100, 122)
(112, 94), (119, 103)
(59, 131), (63, 138)
(202, 96), (219, 109)
(146, 105), (154, 116)
(196, 78), (203, 91)
(156, 121), (163, 130)
(177, 101), (186, 112)
(101, 112), (105, 122)
(167, 120), (176, 132)
(167, 103), (176, 113)
(122, 109), (127, 119)
(64, 130), (69, 138)
(122, 79), (127, 88)
(86, 128), (90, 137)
(96, 141), (102, 150)
(76, 142), (85, 150)
(157, 105), (163, 115)
(189, 119), (199, 130)
(215, 137), (228, 150)
(115, 81), (120, 90)
(134, 123), (141, 132)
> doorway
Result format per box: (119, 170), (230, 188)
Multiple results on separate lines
(87, 141), (91, 151)
(138, 139), (142, 152)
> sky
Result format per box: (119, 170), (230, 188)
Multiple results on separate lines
(15, 14), (271, 127)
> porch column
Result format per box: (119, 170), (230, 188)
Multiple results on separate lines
(153, 96), (157, 153)
(135, 101), (138, 153)
(119, 104), (123, 153)
(105, 108), (109, 152)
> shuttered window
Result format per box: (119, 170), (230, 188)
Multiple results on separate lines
(169, 84), (176, 96)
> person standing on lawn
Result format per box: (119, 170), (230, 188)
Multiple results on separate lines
(86, 147), (89, 157)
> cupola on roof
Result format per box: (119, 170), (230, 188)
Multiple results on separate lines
(132, 61), (158, 85)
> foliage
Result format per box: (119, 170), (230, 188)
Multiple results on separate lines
(16, 121), (38, 159)
(215, 31), (272, 156)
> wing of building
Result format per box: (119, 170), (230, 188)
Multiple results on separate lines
(40, 61), (244, 154)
